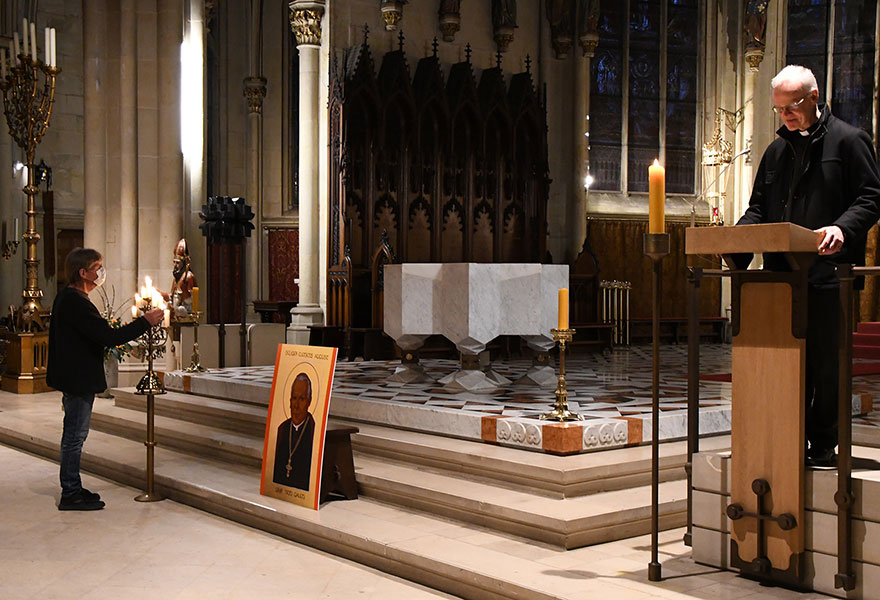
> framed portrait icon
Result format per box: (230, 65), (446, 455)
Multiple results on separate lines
(260, 344), (338, 509)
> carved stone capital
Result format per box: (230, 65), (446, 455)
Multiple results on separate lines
(381, 4), (403, 31)
(243, 77), (267, 113)
(552, 35), (572, 59)
(494, 26), (515, 53)
(289, 3), (324, 46)
(439, 14), (460, 42)
(579, 32), (599, 58)
(745, 48), (764, 72)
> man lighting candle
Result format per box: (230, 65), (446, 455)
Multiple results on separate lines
(47, 248), (163, 510)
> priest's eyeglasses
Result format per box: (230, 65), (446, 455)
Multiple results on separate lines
(772, 95), (808, 115)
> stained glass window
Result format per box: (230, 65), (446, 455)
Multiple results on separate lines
(665, 0), (698, 194)
(590, 3), (626, 191)
(627, 1), (661, 193)
(589, 0), (699, 194)
(831, 0), (875, 134)
(786, 0), (876, 136)
(786, 0), (829, 103)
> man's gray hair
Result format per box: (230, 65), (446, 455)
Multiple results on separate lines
(771, 65), (818, 93)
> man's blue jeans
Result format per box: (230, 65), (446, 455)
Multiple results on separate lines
(60, 392), (95, 497)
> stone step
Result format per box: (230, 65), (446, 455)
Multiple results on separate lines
(112, 387), (267, 436)
(0, 401), (579, 599)
(354, 453), (687, 549)
(111, 386), (730, 498)
(346, 419), (730, 498)
(90, 402), (689, 549)
(91, 402), (264, 467)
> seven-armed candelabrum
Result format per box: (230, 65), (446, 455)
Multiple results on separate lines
(132, 277), (170, 502)
(0, 20), (58, 328)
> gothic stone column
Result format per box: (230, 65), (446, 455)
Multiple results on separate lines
(287, 1), (325, 343)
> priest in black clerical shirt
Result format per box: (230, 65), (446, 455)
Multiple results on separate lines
(272, 372), (315, 490)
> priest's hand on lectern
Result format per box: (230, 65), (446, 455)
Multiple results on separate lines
(816, 225), (844, 255)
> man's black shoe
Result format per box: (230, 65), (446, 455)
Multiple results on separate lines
(806, 448), (837, 468)
(80, 487), (101, 502)
(58, 489), (105, 511)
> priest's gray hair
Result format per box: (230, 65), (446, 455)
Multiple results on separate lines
(771, 65), (818, 94)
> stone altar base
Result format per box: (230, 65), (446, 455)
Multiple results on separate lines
(692, 450), (880, 598)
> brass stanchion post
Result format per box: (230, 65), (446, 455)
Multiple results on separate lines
(133, 297), (167, 502)
(540, 328), (583, 422)
(835, 263), (855, 590)
(645, 232), (670, 582)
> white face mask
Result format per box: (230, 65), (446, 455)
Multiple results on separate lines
(93, 265), (106, 287)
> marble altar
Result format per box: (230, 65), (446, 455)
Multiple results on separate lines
(384, 263), (568, 391)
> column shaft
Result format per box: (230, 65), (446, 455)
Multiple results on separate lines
(119, 0), (139, 294)
(157, 0), (183, 274)
(83, 0), (107, 252)
(573, 53), (589, 255)
(298, 44), (319, 308)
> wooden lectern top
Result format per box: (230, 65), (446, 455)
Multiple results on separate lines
(685, 223), (822, 256)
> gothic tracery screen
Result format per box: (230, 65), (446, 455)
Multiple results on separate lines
(327, 39), (549, 327)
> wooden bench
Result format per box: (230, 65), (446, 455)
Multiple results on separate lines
(319, 423), (359, 503)
(628, 316), (728, 344)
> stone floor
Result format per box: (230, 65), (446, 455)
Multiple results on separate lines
(0, 440), (838, 599)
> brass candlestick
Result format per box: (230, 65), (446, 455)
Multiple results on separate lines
(2, 235), (19, 259)
(0, 47), (59, 329)
(645, 232), (670, 582)
(540, 328), (583, 422)
(134, 298), (167, 503)
(177, 311), (206, 373)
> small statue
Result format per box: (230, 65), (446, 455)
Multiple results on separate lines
(164, 238), (197, 318)
(744, 0), (768, 51)
(492, 0), (517, 29)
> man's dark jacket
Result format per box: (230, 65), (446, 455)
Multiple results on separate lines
(737, 105), (880, 287)
(47, 286), (151, 394)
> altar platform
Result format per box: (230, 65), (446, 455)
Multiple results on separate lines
(163, 343), (876, 456)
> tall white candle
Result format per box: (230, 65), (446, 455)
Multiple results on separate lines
(29, 22), (36, 60)
(131, 305), (138, 319)
(13, 32), (19, 58)
(44, 28), (49, 64)
(50, 28), (56, 67)
(22, 19), (28, 57)
(14, 217), (19, 239)
(163, 309), (170, 328)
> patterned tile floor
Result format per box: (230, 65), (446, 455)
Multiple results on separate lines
(167, 344), (880, 449)
(179, 344), (734, 418)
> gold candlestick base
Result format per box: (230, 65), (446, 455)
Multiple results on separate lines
(540, 328), (583, 422)
(135, 371), (165, 395)
(179, 311), (207, 373)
